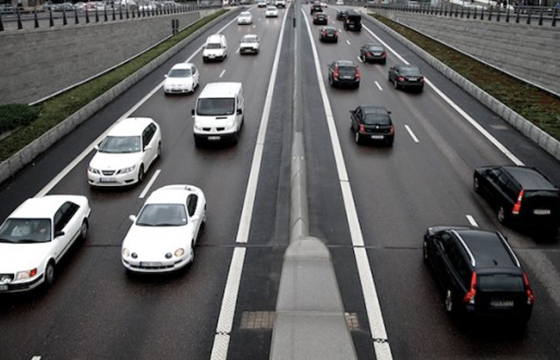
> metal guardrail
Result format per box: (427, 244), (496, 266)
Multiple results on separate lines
(367, 3), (558, 26)
(0, 2), (224, 32)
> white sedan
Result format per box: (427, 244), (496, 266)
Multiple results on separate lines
(237, 11), (253, 25)
(121, 185), (206, 273)
(239, 34), (260, 54)
(265, 5), (279, 17)
(88, 117), (162, 187)
(0, 195), (91, 293)
(163, 63), (200, 94)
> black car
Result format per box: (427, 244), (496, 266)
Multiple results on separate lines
(388, 64), (424, 92)
(310, 3), (322, 14)
(360, 43), (387, 64)
(424, 226), (534, 323)
(313, 13), (328, 25)
(319, 26), (338, 43)
(328, 60), (360, 89)
(350, 105), (394, 146)
(474, 165), (560, 230)
(336, 10), (349, 20)
(344, 13), (361, 31)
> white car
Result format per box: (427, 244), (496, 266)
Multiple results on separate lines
(237, 11), (253, 25)
(163, 63), (199, 94)
(265, 5), (278, 17)
(336, 0), (343, 4)
(121, 185), (206, 273)
(239, 34), (260, 55)
(0, 195), (91, 293)
(88, 117), (162, 187)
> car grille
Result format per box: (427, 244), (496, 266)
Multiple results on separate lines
(102, 170), (117, 176)
(202, 127), (226, 131)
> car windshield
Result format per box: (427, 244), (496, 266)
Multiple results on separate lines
(136, 204), (187, 226)
(206, 43), (222, 49)
(240, 12), (251, 17)
(267, 6), (276, 10)
(242, 37), (258, 43)
(0, 218), (52, 243)
(197, 98), (236, 116)
(364, 113), (391, 125)
(98, 136), (142, 154)
(401, 67), (422, 76)
(168, 69), (191, 78)
(478, 274), (524, 292)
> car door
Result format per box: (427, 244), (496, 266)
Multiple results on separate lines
(142, 124), (157, 167)
(186, 194), (201, 242)
(485, 168), (503, 206)
(52, 202), (80, 261)
(430, 234), (450, 288)
(328, 62), (334, 80)
(352, 107), (362, 132)
(192, 66), (199, 88)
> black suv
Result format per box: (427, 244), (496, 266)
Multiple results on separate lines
(336, 10), (349, 21)
(423, 226), (534, 323)
(474, 165), (560, 230)
(310, 3), (322, 14)
(327, 60), (360, 89)
(344, 13), (361, 31)
(350, 105), (394, 146)
(388, 64), (424, 92)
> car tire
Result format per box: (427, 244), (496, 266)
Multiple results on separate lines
(157, 141), (162, 157)
(137, 165), (144, 184)
(473, 176), (480, 193)
(423, 239), (429, 263)
(386, 138), (393, 147)
(189, 241), (195, 266)
(80, 219), (88, 240)
(381, 59), (386, 65)
(231, 131), (239, 145)
(329, 75), (333, 86)
(445, 289), (455, 314)
(394, 80), (399, 90)
(498, 206), (508, 225)
(44, 261), (55, 288)
(203, 57), (208, 63)
(355, 131), (362, 145)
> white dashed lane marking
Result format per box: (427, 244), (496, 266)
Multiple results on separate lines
(219, 69), (226, 78)
(404, 125), (419, 143)
(466, 215), (479, 227)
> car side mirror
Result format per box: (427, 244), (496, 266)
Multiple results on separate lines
(94, 144), (99, 150)
(144, 145), (152, 151)
(164, 74), (168, 78)
(55, 230), (65, 238)
(191, 109), (195, 116)
(237, 109), (243, 115)
(129, 215), (137, 222)
(387, 111), (392, 114)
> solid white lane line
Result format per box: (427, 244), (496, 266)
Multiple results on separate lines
(219, 69), (226, 78)
(466, 215), (478, 227)
(35, 16), (240, 198)
(362, 24), (523, 166)
(346, 39), (351, 45)
(404, 125), (419, 143)
(253, 24), (256, 28)
(139, 169), (161, 199)
(236, 47), (240, 54)
(303, 10), (392, 360)
(375, 81), (383, 91)
(210, 6), (290, 360)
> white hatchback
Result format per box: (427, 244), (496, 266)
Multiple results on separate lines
(237, 11), (253, 25)
(265, 5), (278, 17)
(121, 185), (206, 273)
(239, 34), (260, 55)
(0, 195), (91, 293)
(88, 117), (162, 187)
(163, 63), (199, 94)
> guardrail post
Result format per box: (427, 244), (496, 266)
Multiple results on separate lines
(104, 6), (108, 21)
(0, 12), (4, 32)
(16, 7), (23, 29)
(506, 7), (510, 21)
(74, 7), (79, 24)
(538, 7), (543, 25)
(95, 7), (99, 22)
(112, 5), (115, 20)
(119, 5), (123, 20)
(467, 6), (470, 18)
(480, 6), (484, 20)
(49, 8), (54, 26)
(34, 7), (40, 28)
(85, 8), (89, 23)
(126, 6), (129, 19)
(526, 7), (531, 24)
(497, 6), (501, 21)
(488, 5), (492, 20)
(460, 5), (464, 17)
(553, 8), (557, 26)
(515, 6), (520, 22)
(473, 6), (477, 19)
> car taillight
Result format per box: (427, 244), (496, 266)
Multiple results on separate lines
(463, 272), (477, 305)
(523, 272), (535, 305)
(419, 77), (424, 83)
(388, 125), (394, 135)
(366, 52), (372, 57)
(359, 124), (365, 133)
(398, 76), (405, 82)
(381, 51), (386, 57)
(333, 68), (339, 79)
(355, 69), (361, 80)
(512, 189), (524, 215)
(322, 29), (326, 35)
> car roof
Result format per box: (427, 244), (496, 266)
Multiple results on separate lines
(335, 60), (356, 67)
(502, 166), (557, 190)
(323, 26), (337, 30)
(242, 34), (258, 39)
(365, 43), (383, 47)
(199, 82), (242, 98)
(361, 105), (390, 114)
(240, 11), (251, 15)
(170, 63), (194, 71)
(207, 34), (225, 42)
(108, 117), (154, 137)
(9, 195), (83, 219)
(145, 185), (198, 205)
(454, 229), (519, 270)
(399, 64), (421, 71)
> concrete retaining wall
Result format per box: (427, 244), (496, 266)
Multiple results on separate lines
(0, 11), (203, 105)
(374, 9), (560, 96)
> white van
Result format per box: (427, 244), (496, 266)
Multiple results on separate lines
(192, 82), (244, 146)
(202, 34), (228, 62)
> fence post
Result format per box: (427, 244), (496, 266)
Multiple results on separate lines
(34, 7), (40, 28)
(526, 6), (531, 24)
(86, 8), (89, 23)
(553, 8), (557, 26)
(0, 11), (4, 32)
(538, 7), (543, 25)
(497, 6), (500, 21)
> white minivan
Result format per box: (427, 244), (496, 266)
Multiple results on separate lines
(192, 82), (244, 146)
(202, 34), (227, 62)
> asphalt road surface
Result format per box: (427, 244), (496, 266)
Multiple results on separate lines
(1, 4), (560, 360)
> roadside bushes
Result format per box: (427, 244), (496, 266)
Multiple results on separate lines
(0, 104), (40, 135)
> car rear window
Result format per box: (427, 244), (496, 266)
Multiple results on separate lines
(367, 45), (384, 52)
(325, 28), (336, 34)
(206, 43), (222, 49)
(524, 190), (560, 201)
(401, 68), (422, 76)
(478, 274), (524, 292)
(338, 66), (356, 76)
(364, 114), (391, 125)
(242, 37), (258, 43)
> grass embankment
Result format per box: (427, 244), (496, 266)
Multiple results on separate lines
(0, 9), (227, 163)
(372, 14), (560, 141)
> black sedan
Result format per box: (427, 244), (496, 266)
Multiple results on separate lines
(350, 105), (394, 146)
(388, 64), (424, 92)
(328, 60), (360, 89)
(313, 13), (328, 25)
(319, 26), (338, 42)
(360, 43), (387, 64)
(336, 10), (349, 20)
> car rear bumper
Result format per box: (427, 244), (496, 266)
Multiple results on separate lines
(365, 56), (386, 63)
(320, 36), (338, 42)
(332, 79), (360, 88)
(464, 304), (533, 322)
(398, 81), (424, 89)
(240, 47), (259, 54)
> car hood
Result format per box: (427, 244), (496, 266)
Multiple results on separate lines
(164, 77), (194, 88)
(122, 225), (193, 255)
(0, 242), (52, 272)
(89, 152), (142, 171)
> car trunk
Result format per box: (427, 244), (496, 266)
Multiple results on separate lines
(520, 190), (560, 226)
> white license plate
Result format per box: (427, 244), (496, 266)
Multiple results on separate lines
(533, 209), (551, 215)
(408, 77), (418, 81)
(491, 299), (514, 308)
(207, 136), (221, 141)
(371, 135), (384, 139)
(100, 177), (117, 183)
(140, 262), (162, 267)
(0, 284), (8, 291)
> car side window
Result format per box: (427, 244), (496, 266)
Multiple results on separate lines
(143, 124), (156, 148)
(496, 173), (517, 199)
(192, 66), (197, 75)
(187, 195), (198, 217)
(54, 202), (79, 233)
(440, 233), (453, 251)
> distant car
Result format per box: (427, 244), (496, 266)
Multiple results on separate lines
(310, 3), (322, 13)
(265, 5), (279, 17)
(473, 165), (560, 230)
(320, 1), (327, 7)
(237, 11), (253, 24)
(350, 105), (394, 146)
(163, 63), (200, 94)
(319, 26), (338, 43)
(258, 0), (267, 7)
(274, 0), (286, 8)
(336, 9), (349, 20)
(239, 34), (260, 54)
(122, 185), (206, 273)
(202, 33), (228, 62)
(423, 226), (534, 324)
(344, 12), (361, 31)
(0, 195), (90, 293)
(328, 60), (361, 89)
(388, 64), (424, 92)
(88, 117), (162, 187)
(336, 0), (344, 4)
(360, 43), (387, 64)
(313, 13), (328, 25)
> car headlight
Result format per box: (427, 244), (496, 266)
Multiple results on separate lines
(119, 165), (136, 174)
(122, 248), (130, 257)
(16, 268), (38, 280)
(194, 122), (203, 131)
(174, 248), (185, 257)
(88, 167), (100, 174)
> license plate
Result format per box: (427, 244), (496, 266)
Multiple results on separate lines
(100, 177), (117, 183)
(207, 136), (221, 141)
(408, 77), (418, 82)
(0, 284), (8, 291)
(533, 209), (551, 215)
(491, 299), (514, 308)
(140, 262), (162, 267)
(371, 135), (384, 139)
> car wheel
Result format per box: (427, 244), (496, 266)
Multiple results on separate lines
(394, 80), (399, 89)
(355, 131), (362, 145)
(80, 220), (88, 240)
(329, 75), (333, 86)
(137, 165), (144, 183)
(194, 136), (202, 147)
(498, 206), (508, 224)
(423, 239), (428, 263)
(157, 142), (162, 157)
(231, 132), (239, 145)
(203, 57), (207, 63)
(189, 241), (195, 265)
(386, 138), (394, 147)
(44, 261), (55, 288)
(381, 59), (386, 65)
(445, 289), (455, 313)
(473, 176), (480, 193)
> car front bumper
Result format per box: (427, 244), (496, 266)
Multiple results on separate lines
(122, 256), (191, 273)
(0, 273), (44, 293)
(88, 170), (139, 187)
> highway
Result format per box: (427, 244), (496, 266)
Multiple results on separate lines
(1, 4), (560, 359)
